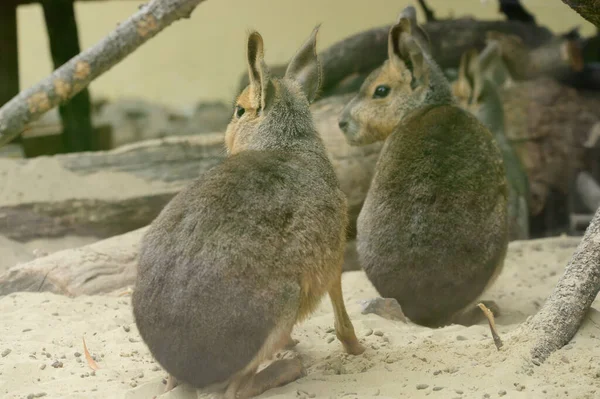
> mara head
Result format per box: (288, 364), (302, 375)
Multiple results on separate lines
(225, 27), (322, 155)
(337, 10), (448, 146)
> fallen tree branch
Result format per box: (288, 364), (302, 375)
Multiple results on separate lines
(561, 0), (600, 28)
(0, 229), (361, 296)
(523, 206), (600, 363)
(0, 96), (382, 241)
(0, 0), (208, 147)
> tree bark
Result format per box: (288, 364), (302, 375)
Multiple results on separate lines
(0, 0), (208, 147)
(561, 0), (600, 28)
(42, 0), (95, 153)
(0, 226), (147, 297)
(522, 206), (600, 363)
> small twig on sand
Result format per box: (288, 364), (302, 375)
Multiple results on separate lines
(82, 337), (100, 371)
(478, 302), (504, 350)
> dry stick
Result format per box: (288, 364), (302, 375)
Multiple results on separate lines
(524, 207), (600, 363)
(0, 0), (208, 147)
(478, 302), (503, 350)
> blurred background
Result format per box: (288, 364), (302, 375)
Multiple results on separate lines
(17, 0), (595, 108)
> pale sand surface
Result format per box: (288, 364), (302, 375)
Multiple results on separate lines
(2, 236), (600, 399)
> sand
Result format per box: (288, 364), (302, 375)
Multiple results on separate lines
(2, 235), (600, 399)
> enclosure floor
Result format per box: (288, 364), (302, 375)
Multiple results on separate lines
(1, 236), (599, 399)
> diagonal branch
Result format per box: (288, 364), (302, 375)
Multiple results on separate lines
(561, 0), (600, 27)
(524, 206), (600, 363)
(0, 0), (208, 147)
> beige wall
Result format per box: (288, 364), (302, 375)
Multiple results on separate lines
(17, 0), (595, 109)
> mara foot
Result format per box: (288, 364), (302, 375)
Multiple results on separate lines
(164, 374), (178, 393)
(234, 358), (305, 399)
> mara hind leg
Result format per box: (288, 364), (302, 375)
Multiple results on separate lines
(328, 274), (366, 355)
(223, 321), (299, 399)
(164, 374), (178, 393)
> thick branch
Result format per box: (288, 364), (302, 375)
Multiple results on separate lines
(524, 207), (600, 362)
(561, 0), (600, 28)
(417, 0), (436, 22)
(0, 0), (208, 147)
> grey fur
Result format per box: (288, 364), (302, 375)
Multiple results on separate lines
(132, 27), (349, 391)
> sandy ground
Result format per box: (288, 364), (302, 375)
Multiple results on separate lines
(2, 235), (600, 399)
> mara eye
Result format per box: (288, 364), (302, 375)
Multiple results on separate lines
(234, 105), (245, 118)
(373, 85), (390, 99)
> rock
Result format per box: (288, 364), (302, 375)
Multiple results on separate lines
(360, 298), (407, 322)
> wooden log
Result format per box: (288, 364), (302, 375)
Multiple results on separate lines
(0, 226), (147, 297)
(0, 97), (382, 241)
(0, 134), (225, 241)
(0, 228), (361, 296)
(42, 0), (95, 153)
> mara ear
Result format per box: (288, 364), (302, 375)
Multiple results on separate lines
(395, 5), (431, 54)
(246, 31), (271, 111)
(466, 49), (485, 102)
(478, 40), (502, 75)
(388, 17), (430, 88)
(455, 50), (474, 99)
(285, 25), (322, 103)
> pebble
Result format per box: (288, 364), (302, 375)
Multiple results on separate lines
(1, 349), (11, 357)
(39, 364), (46, 370)
(483, 394), (490, 398)
(51, 360), (63, 368)
(374, 330), (384, 337)
(455, 389), (464, 394)
(433, 370), (441, 375)
(498, 390), (507, 396)
(456, 335), (468, 341)
(433, 386), (443, 391)
(123, 325), (131, 333)
(416, 384), (429, 390)
(326, 327), (335, 333)
(364, 329), (373, 337)
(74, 352), (81, 358)
(26, 393), (46, 398)
(326, 336), (335, 344)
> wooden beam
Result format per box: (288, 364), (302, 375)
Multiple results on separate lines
(42, 0), (94, 153)
(0, 3), (22, 146)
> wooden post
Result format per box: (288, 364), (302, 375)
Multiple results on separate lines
(42, 0), (94, 153)
(0, 2), (22, 146)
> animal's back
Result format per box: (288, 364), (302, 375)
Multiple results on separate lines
(132, 149), (345, 387)
(357, 104), (508, 326)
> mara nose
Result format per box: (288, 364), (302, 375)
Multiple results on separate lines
(338, 120), (348, 130)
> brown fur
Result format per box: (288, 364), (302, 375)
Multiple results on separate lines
(338, 11), (509, 328)
(132, 26), (363, 399)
